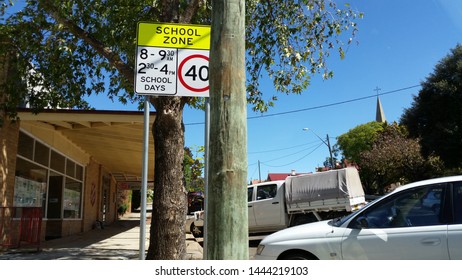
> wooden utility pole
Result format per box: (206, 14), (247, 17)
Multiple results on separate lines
(206, 0), (248, 259)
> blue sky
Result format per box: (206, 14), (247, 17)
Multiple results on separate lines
(8, 1), (462, 182)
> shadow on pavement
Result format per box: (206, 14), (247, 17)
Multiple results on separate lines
(0, 214), (145, 260)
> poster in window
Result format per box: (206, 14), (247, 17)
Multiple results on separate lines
(14, 176), (45, 207)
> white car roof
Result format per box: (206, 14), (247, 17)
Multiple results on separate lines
(393, 175), (462, 193)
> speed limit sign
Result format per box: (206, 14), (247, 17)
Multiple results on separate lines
(178, 49), (209, 95)
(135, 22), (210, 97)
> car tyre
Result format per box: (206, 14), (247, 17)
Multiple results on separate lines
(291, 214), (317, 226)
(279, 252), (315, 260)
(191, 223), (203, 238)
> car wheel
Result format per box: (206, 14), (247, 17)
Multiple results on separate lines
(279, 252), (314, 260)
(191, 223), (203, 238)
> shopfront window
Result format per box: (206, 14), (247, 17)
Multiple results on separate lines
(76, 165), (83, 181)
(50, 150), (65, 174)
(17, 131), (34, 160)
(66, 159), (76, 177)
(34, 141), (50, 167)
(14, 158), (47, 209)
(63, 178), (82, 219)
(15, 130), (84, 220)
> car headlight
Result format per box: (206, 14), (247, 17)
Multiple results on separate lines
(256, 244), (265, 255)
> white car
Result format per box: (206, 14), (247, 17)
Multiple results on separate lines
(185, 211), (204, 237)
(188, 210), (204, 238)
(185, 215), (195, 234)
(256, 175), (462, 260)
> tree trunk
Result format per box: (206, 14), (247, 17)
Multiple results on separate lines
(142, 0), (201, 260)
(206, 0), (248, 259)
(146, 96), (187, 260)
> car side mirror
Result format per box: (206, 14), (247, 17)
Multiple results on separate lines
(356, 216), (369, 229)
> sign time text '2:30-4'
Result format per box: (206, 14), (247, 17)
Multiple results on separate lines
(135, 22), (211, 97)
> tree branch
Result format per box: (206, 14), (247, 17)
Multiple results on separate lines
(38, 0), (134, 85)
(179, 0), (201, 23)
(159, 0), (180, 22)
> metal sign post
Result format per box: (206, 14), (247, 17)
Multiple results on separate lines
(203, 98), (210, 259)
(139, 95), (150, 260)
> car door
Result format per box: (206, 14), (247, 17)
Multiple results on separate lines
(448, 181), (462, 259)
(341, 184), (449, 259)
(248, 183), (284, 231)
(248, 186), (257, 228)
(254, 184), (282, 227)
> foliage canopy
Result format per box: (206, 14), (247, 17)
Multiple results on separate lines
(335, 122), (443, 194)
(358, 123), (443, 194)
(1, 0), (363, 116)
(401, 44), (462, 170)
(334, 121), (385, 164)
(183, 146), (204, 192)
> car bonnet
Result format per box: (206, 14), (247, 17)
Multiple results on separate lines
(260, 220), (337, 245)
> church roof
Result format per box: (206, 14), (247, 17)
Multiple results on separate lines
(376, 96), (386, 123)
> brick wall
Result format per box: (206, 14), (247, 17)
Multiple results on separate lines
(61, 220), (82, 238)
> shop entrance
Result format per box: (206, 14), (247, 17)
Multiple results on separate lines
(46, 173), (63, 239)
(46, 174), (63, 219)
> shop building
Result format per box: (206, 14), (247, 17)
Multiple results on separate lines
(1, 108), (155, 245)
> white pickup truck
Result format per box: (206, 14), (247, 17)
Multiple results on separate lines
(191, 167), (366, 237)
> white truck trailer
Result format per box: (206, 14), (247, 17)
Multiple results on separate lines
(192, 167), (366, 237)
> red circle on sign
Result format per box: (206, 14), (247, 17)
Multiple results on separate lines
(178, 54), (209, 92)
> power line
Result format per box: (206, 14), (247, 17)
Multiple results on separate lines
(259, 143), (324, 168)
(247, 85), (420, 120)
(248, 140), (320, 154)
(248, 141), (324, 167)
(184, 84), (420, 126)
(259, 142), (324, 164)
(248, 135), (339, 168)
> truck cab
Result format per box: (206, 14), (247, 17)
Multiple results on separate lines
(247, 181), (289, 234)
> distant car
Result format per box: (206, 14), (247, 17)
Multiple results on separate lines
(185, 211), (204, 237)
(187, 191), (204, 214)
(255, 175), (462, 260)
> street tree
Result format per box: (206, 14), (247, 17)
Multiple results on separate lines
(334, 121), (386, 164)
(401, 44), (462, 170)
(183, 146), (204, 193)
(1, 0), (362, 259)
(359, 123), (443, 194)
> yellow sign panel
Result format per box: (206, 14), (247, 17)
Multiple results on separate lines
(137, 22), (211, 50)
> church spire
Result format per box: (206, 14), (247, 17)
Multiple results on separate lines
(374, 86), (386, 123)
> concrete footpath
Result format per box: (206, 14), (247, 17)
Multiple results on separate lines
(0, 212), (203, 260)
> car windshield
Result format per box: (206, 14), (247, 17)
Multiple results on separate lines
(330, 193), (388, 227)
